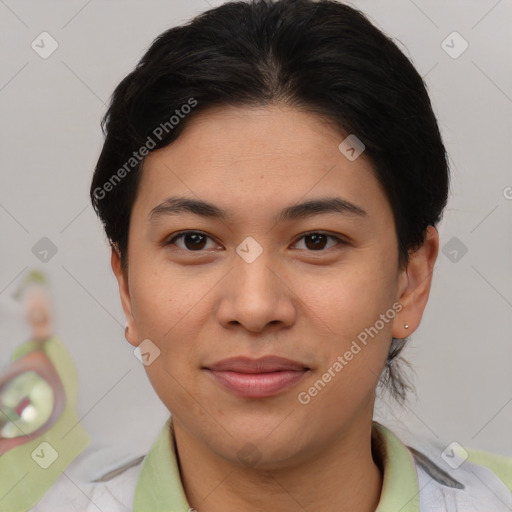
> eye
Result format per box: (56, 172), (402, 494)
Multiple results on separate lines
(165, 231), (220, 251)
(164, 230), (346, 252)
(293, 232), (345, 251)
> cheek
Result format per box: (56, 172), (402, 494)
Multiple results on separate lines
(130, 271), (204, 415)
(300, 263), (396, 343)
(295, 274), (394, 421)
(129, 265), (210, 383)
(298, 354), (380, 432)
(294, 264), (397, 415)
(129, 260), (194, 339)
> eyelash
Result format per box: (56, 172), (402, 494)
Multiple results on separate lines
(164, 230), (347, 252)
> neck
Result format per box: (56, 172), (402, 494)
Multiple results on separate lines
(172, 415), (383, 512)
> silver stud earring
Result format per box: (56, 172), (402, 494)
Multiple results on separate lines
(404, 324), (409, 329)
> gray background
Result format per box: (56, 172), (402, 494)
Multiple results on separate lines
(1, 0), (511, 460)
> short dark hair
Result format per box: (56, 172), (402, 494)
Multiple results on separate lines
(90, 0), (450, 402)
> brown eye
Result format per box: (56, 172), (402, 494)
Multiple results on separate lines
(182, 233), (207, 250)
(166, 231), (217, 251)
(305, 233), (328, 250)
(294, 232), (343, 251)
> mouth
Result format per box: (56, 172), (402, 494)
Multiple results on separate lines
(203, 356), (311, 399)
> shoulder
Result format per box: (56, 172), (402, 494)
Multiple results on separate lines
(467, 448), (512, 492)
(29, 445), (145, 512)
(409, 438), (512, 511)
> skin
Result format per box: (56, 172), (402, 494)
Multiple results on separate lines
(112, 104), (438, 512)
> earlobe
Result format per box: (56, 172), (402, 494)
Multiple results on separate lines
(392, 225), (439, 339)
(111, 247), (139, 347)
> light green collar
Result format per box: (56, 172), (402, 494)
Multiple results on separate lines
(374, 422), (420, 512)
(133, 417), (189, 511)
(134, 419), (420, 512)
(0, 337), (91, 512)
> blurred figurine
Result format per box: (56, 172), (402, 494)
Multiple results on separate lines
(0, 271), (91, 512)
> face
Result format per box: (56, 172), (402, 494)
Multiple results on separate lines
(113, 104), (437, 468)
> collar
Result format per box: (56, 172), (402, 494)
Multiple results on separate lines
(134, 418), (420, 512)
(374, 422), (420, 512)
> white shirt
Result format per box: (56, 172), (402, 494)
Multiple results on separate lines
(27, 419), (512, 512)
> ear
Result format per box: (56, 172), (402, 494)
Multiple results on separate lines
(111, 246), (139, 347)
(392, 225), (439, 339)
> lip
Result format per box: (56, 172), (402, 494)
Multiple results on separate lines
(206, 356), (309, 373)
(204, 356), (310, 398)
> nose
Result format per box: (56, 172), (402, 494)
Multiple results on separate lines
(215, 248), (297, 333)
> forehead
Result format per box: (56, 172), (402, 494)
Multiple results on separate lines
(134, 104), (391, 224)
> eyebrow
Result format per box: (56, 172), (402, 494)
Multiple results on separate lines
(148, 196), (367, 224)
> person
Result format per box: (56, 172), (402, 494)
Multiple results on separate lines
(29, 0), (512, 510)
